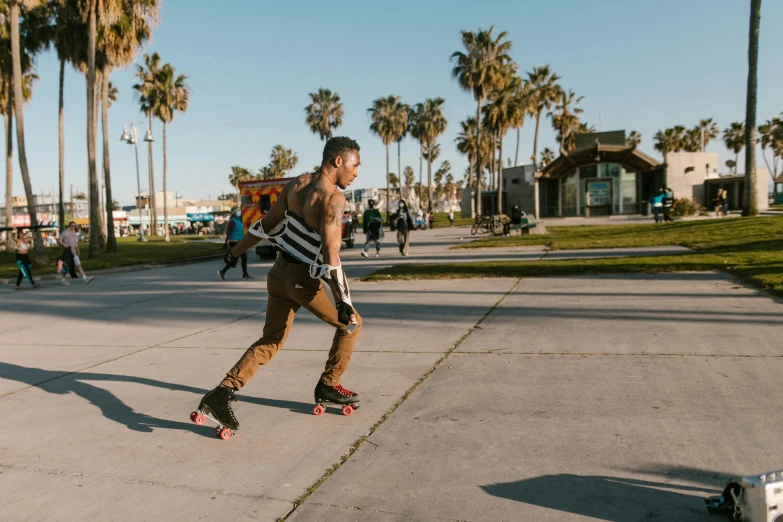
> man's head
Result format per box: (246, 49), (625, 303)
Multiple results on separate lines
(367, 199), (375, 209)
(321, 136), (360, 189)
(68, 221), (76, 230)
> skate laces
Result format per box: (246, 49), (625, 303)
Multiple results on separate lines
(334, 384), (354, 397)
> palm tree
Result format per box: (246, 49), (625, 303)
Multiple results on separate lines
(260, 145), (298, 179)
(0, 14), (38, 252)
(540, 148), (555, 168)
(408, 104), (425, 206)
(414, 98), (448, 211)
(7, 0), (49, 263)
(96, 0), (157, 250)
(146, 61), (188, 241)
(511, 80), (531, 166)
(526, 65), (561, 170)
(723, 122), (746, 173)
(451, 26), (514, 217)
(654, 128), (680, 163)
(626, 130), (642, 148)
(403, 165), (415, 199)
(759, 115), (782, 187)
(395, 102), (410, 204)
(51, 0), (82, 235)
(549, 88), (583, 151)
(133, 51), (161, 235)
(696, 118), (720, 152)
(743, 0), (761, 216)
(387, 172), (399, 201)
(229, 166), (253, 196)
(368, 95), (408, 220)
(683, 127), (702, 152)
(455, 117), (478, 192)
(483, 75), (518, 211)
(304, 88), (343, 141)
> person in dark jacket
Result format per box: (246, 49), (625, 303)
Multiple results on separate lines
(395, 200), (415, 256)
(218, 206), (253, 280)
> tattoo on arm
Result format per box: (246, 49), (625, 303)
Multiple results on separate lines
(325, 197), (345, 226)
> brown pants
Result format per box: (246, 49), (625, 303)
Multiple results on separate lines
(221, 256), (362, 390)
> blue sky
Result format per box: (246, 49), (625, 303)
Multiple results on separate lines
(14, 0), (783, 205)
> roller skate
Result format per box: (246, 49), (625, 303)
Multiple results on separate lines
(190, 385), (239, 440)
(313, 381), (360, 417)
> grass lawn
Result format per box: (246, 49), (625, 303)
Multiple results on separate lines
(1, 235), (222, 280)
(361, 217), (783, 298)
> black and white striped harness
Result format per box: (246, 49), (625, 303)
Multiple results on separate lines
(249, 211), (352, 306)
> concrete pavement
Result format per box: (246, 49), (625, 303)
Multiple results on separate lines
(1, 227), (781, 521)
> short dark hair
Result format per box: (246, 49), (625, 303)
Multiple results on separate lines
(69, 221), (76, 226)
(322, 136), (360, 165)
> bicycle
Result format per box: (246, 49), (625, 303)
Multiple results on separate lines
(470, 215), (492, 235)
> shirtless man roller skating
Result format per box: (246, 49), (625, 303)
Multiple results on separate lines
(192, 137), (363, 440)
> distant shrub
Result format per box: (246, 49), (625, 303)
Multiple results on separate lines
(670, 198), (704, 217)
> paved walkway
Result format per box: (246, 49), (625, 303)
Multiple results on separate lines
(1, 227), (781, 521)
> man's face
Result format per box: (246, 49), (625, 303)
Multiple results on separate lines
(69, 223), (76, 232)
(334, 151), (360, 189)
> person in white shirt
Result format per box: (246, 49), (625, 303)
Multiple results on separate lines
(58, 222), (94, 285)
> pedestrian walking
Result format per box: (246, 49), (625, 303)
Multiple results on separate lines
(14, 230), (39, 290)
(650, 190), (664, 223)
(662, 187), (674, 222)
(195, 137), (363, 436)
(58, 221), (95, 284)
(218, 206), (253, 281)
(448, 209), (454, 227)
(361, 199), (383, 258)
(395, 201), (415, 256)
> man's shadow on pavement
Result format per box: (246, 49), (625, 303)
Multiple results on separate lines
(0, 362), (314, 436)
(481, 472), (722, 521)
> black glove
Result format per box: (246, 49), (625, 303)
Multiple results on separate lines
(224, 249), (239, 268)
(336, 301), (354, 326)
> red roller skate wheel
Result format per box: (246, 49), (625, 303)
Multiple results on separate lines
(218, 428), (231, 440)
(313, 404), (325, 416)
(342, 405), (354, 416)
(194, 414), (205, 426)
(190, 411), (198, 422)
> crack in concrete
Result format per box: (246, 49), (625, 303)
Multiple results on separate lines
(0, 463), (292, 504)
(277, 277), (523, 522)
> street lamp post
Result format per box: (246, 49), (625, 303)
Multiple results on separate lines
(121, 123), (153, 242)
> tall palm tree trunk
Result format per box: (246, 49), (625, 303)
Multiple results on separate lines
(101, 68), (117, 252)
(85, 1), (100, 257)
(4, 72), (15, 252)
(147, 114), (156, 235)
(532, 109), (542, 170)
(743, 0), (760, 216)
(475, 99), (482, 217)
(488, 133), (495, 191)
(397, 140), (401, 203)
(163, 121), (169, 241)
(498, 131), (504, 214)
(384, 143), (390, 222)
(418, 144), (423, 207)
(58, 57), (65, 231)
(10, 3), (46, 264)
(515, 127), (520, 166)
(735, 154), (739, 174)
(427, 144), (433, 212)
